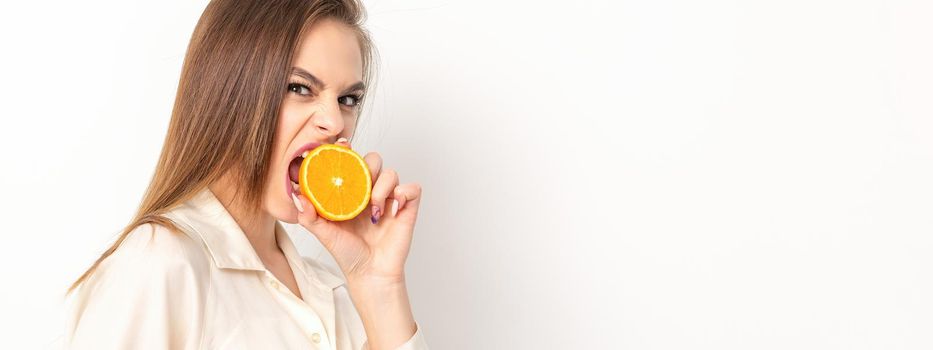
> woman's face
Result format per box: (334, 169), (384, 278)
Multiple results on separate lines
(264, 18), (365, 223)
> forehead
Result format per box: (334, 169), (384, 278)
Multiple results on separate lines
(292, 18), (363, 82)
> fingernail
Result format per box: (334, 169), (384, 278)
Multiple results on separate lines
(370, 205), (381, 224)
(336, 137), (349, 144)
(291, 193), (304, 213)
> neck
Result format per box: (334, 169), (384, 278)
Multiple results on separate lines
(208, 175), (278, 254)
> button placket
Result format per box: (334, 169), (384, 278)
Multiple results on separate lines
(264, 271), (335, 348)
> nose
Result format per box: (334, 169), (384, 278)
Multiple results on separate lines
(310, 100), (344, 139)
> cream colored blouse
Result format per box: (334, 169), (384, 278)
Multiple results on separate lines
(65, 188), (428, 350)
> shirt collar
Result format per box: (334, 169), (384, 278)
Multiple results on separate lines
(164, 187), (345, 289)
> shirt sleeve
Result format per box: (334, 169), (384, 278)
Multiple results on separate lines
(65, 223), (210, 350)
(361, 321), (429, 350)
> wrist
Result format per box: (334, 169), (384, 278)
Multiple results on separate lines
(347, 272), (406, 289)
(346, 276), (409, 313)
(346, 276), (417, 350)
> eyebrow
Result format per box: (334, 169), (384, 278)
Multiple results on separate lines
(290, 67), (365, 94)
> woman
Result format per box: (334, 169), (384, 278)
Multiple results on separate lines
(64, 1), (428, 349)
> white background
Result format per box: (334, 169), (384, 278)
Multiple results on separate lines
(1, 0), (932, 349)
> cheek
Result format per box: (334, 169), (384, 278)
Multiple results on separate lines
(341, 113), (359, 137)
(276, 101), (306, 139)
(264, 103), (305, 194)
(273, 102), (310, 160)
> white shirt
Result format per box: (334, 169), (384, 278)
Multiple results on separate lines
(65, 188), (428, 350)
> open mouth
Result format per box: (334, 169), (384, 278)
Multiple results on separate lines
(285, 142), (322, 196)
(288, 156), (303, 186)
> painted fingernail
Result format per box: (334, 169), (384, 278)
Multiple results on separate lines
(370, 205), (381, 224)
(291, 193), (304, 213)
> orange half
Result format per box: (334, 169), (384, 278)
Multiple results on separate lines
(298, 144), (372, 221)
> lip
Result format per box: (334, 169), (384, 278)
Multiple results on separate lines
(285, 141), (322, 197)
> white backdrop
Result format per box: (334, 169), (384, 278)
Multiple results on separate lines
(1, 0), (932, 349)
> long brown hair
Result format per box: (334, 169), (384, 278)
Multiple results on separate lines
(68, 0), (376, 294)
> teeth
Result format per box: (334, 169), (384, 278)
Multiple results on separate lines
(301, 151), (309, 158)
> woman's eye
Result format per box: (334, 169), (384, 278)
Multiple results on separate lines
(338, 95), (362, 107)
(287, 83), (311, 96)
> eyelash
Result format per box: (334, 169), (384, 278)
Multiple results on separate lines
(287, 82), (363, 108)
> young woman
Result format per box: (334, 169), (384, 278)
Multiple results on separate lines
(64, 1), (428, 349)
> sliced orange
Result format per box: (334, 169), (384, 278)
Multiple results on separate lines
(298, 144), (372, 221)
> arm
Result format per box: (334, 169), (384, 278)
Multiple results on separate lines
(293, 141), (428, 350)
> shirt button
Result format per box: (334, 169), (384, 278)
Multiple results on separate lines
(311, 332), (321, 343)
(270, 280), (280, 289)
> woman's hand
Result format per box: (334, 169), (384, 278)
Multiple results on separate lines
(294, 139), (423, 285)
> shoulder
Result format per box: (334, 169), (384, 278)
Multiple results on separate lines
(67, 222), (210, 348)
(109, 222), (210, 275)
(116, 222), (209, 262)
(83, 222), (212, 294)
(69, 222), (212, 322)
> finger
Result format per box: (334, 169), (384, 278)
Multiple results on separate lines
(369, 168), (398, 223)
(294, 193), (319, 226)
(388, 183), (422, 221)
(363, 152), (382, 184)
(294, 193), (336, 245)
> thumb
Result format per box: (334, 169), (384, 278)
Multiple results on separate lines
(294, 193), (338, 246)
